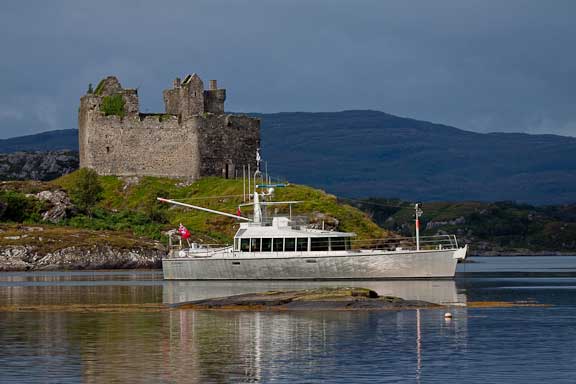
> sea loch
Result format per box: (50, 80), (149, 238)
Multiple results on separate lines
(1, 257), (576, 383)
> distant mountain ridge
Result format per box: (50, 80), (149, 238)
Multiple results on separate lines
(1, 110), (575, 204)
(0, 129), (78, 152)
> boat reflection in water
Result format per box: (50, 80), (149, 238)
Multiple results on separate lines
(161, 279), (467, 381)
(0, 272), (468, 383)
(164, 297), (468, 383)
(162, 279), (466, 306)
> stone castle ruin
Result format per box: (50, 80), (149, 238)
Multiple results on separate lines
(78, 73), (260, 180)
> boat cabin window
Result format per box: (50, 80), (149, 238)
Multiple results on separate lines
(240, 238), (250, 252)
(297, 238), (308, 252)
(311, 237), (329, 251)
(261, 238), (272, 252)
(285, 238), (296, 252)
(250, 238), (261, 252)
(331, 237), (347, 251)
(273, 238), (283, 252)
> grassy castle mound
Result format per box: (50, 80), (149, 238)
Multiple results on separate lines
(0, 172), (389, 270)
(54, 173), (388, 243)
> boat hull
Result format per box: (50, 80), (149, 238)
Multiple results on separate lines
(162, 249), (460, 280)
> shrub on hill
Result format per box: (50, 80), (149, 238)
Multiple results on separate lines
(67, 168), (103, 216)
(0, 190), (46, 223)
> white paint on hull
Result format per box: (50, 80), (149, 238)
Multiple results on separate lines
(162, 249), (460, 280)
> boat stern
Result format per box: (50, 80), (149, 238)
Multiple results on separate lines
(453, 244), (468, 260)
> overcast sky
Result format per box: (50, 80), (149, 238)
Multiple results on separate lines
(1, 0), (575, 139)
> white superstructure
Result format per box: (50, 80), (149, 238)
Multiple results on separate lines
(160, 196), (467, 280)
(159, 150), (468, 280)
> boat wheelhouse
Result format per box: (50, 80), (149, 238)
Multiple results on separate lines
(234, 217), (353, 254)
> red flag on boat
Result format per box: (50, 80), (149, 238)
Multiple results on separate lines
(178, 223), (191, 240)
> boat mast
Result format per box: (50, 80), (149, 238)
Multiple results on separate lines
(253, 149), (263, 223)
(415, 203), (423, 251)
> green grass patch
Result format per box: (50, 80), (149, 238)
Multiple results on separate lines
(50, 173), (389, 243)
(0, 190), (47, 223)
(94, 79), (106, 95)
(0, 224), (160, 255)
(100, 94), (125, 117)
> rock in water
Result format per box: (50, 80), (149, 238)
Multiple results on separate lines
(174, 287), (440, 311)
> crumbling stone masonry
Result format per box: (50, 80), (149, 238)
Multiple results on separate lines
(78, 74), (260, 179)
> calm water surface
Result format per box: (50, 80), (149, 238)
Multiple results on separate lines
(1, 256), (576, 383)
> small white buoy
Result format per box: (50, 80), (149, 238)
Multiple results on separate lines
(444, 312), (453, 319)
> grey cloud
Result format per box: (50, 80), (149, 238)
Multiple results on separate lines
(0, 0), (575, 138)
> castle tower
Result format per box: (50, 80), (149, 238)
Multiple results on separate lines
(204, 79), (226, 114)
(78, 73), (259, 181)
(163, 73), (226, 118)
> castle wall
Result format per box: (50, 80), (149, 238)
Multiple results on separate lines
(79, 74), (258, 180)
(195, 114), (260, 178)
(79, 103), (201, 178)
(204, 89), (226, 114)
(163, 87), (205, 119)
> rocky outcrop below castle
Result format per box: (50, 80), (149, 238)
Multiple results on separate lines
(0, 225), (164, 271)
(0, 151), (78, 181)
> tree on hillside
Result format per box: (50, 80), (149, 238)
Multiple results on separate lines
(69, 168), (103, 216)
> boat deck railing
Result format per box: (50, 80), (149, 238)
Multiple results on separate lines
(168, 234), (459, 258)
(351, 235), (459, 251)
(244, 215), (310, 227)
(168, 243), (232, 258)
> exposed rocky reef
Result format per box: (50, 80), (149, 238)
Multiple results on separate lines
(174, 287), (441, 311)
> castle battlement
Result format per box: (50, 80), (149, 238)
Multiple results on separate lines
(78, 74), (260, 180)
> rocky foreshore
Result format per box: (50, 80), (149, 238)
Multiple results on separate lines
(0, 225), (164, 271)
(0, 244), (163, 271)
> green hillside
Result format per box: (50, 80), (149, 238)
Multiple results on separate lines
(49, 173), (389, 244)
(351, 198), (576, 254)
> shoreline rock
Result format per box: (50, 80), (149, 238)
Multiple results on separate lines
(0, 244), (163, 271)
(0, 224), (165, 271)
(174, 287), (442, 311)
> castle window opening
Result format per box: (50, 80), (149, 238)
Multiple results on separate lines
(106, 146), (110, 153)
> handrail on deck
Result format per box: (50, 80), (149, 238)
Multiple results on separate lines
(169, 234), (459, 258)
(351, 234), (458, 251)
